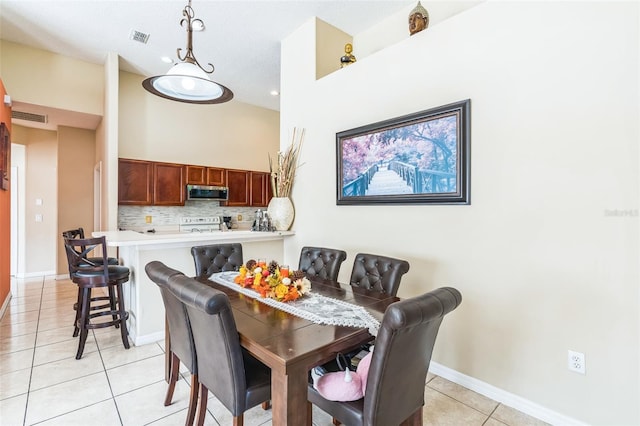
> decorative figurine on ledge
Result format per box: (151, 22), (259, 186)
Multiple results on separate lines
(409, 1), (429, 36)
(340, 43), (357, 68)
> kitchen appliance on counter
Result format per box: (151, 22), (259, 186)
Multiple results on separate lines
(179, 216), (221, 233)
(222, 216), (232, 230)
(186, 184), (229, 201)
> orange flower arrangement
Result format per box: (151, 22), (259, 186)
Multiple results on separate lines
(234, 259), (311, 302)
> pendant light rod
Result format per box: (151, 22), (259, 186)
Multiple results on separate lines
(177, 1), (213, 74)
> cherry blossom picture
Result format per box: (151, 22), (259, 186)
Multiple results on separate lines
(336, 99), (470, 205)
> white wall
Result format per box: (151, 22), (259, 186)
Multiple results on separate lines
(280, 2), (639, 425)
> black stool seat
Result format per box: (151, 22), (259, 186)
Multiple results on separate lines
(64, 235), (131, 359)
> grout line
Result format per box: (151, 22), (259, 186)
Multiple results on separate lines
(23, 276), (45, 426)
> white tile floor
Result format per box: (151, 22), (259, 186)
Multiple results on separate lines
(0, 276), (548, 426)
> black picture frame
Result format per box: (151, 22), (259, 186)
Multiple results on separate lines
(0, 122), (9, 191)
(336, 99), (471, 205)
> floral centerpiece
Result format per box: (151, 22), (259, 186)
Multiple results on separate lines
(234, 259), (311, 302)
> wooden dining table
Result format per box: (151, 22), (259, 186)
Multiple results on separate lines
(180, 274), (399, 426)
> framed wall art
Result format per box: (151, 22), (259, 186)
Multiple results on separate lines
(336, 99), (470, 205)
(0, 122), (9, 191)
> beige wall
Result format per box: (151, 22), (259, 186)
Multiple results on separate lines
(0, 40), (104, 115)
(280, 2), (639, 425)
(57, 126), (96, 275)
(118, 71), (280, 172)
(12, 126), (59, 275)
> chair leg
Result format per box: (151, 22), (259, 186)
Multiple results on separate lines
(164, 352), (180, 406)
(307, 401), (313, 425)
(116, 283), (130, 349)
(75, 287), (91, 359)
(332, 418), (341, 426)
(399, 407), (423, 426)
(261, 400), (271, 410)
(195, 383), (209, 426)
(108, 286), (119, 328)
(186, 374), (199, 426)
(232, 414), (244, 426)
(72, 288), (82, 337)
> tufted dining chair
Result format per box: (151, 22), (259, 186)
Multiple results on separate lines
(145, 261), (199, 426)
(308, 287), (462, 426)
(167, 273), (272, 426)
(349, 253), (410, 296)
(298, 246), (347, 282)
(191, 243), (243, 278)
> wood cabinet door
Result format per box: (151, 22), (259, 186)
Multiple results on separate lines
(206, 167), (226, 186)
(153, 163), (185, 205)
(225, 169), (250, 206)
(118, 159), (152, 205)
(250, 172), (271, 207)
(186, 165), (206, 185)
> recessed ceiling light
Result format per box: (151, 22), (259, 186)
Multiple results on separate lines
(161, 56), (173, 64)
(270, 90), (279, 96)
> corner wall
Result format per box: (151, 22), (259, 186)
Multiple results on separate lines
(0, 79), (12, 313)
(280, 2), (639, 425)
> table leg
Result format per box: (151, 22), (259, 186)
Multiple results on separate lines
(271, 365), (311, 426)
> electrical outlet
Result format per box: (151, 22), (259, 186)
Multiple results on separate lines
(145, 215), (152, 224)
(568, 350), (585, 374)
(237, 214), (243, 221)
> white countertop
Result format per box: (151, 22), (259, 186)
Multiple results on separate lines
(93, 230), (295, 247)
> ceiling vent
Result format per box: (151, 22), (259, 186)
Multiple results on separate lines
(130, 29), (150, 44)
(12, 110), (48, 124)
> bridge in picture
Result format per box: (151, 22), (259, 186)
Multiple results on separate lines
(342, 161), (456, 197)
(365, 168), (412, 195)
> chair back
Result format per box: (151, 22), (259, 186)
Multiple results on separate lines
(298, 246), (347, 281)
(63, 236), (110, 286)
(349, 253), (410, 296)
(166, 274), (251, 415)
(145, 261), (197, 374)
(191, 243), (243, 278)
(62, 227), (85, 240)
(363, 287), (462, 425)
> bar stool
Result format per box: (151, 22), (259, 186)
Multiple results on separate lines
(62, 228), (119, 337)
(63, 235), (130, 359)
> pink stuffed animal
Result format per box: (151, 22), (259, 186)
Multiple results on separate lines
(313, 348), (373, 402)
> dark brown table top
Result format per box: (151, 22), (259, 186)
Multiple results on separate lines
(197, 275), (399, 373)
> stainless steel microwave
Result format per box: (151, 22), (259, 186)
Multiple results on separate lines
(186, 185), (229, 201)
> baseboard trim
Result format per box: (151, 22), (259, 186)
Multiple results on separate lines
(0, 293), (11, 320)
(132, 331), (165, 346)
(429, 362), (587, 426)
(17, 270), (56, 279)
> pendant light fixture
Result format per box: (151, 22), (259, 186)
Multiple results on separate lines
(142, 0), (233, 104)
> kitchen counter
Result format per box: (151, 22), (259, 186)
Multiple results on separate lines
(96, 229), (294, 247)
(94, 229), (294, 345)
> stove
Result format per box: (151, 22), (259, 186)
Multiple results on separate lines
(179, 216), (221, 233)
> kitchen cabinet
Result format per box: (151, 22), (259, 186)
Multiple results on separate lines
(250, 171), (272, 207)
(225, 169), (250, 206)
(118, 159), (184, 206)
(118, 159), (153, 205)
(153, 162), (185, 205)
(186, 166), (226, 186)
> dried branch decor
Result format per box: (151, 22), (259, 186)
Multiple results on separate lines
(269, 128), (305, 198)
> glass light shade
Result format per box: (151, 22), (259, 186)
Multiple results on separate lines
(142, 62), (233, 104)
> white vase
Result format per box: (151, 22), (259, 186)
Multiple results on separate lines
(267, 197), (295, 231)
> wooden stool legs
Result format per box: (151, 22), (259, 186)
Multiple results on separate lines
(74, 282), (130, 360)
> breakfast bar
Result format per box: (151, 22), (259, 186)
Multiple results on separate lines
(93, 229), (295, 345)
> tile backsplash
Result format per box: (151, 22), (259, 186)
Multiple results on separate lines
(118, 202), (261, 230)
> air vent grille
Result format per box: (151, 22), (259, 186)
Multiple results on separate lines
(130, 29), (150, 44)
(12, 110), (48, 123)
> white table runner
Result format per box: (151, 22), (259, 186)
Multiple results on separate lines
(209, 271), (380, 336)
